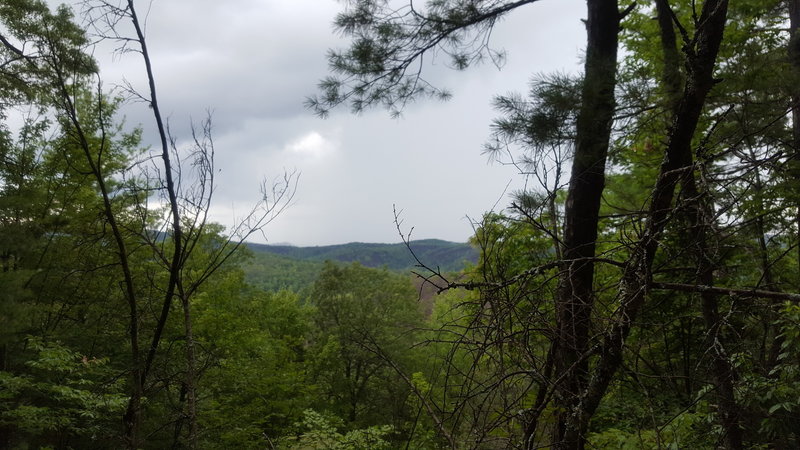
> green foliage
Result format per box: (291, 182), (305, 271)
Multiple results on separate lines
(588, 408), (715, 450)
(0, 0), (97, 101)
(195, 274), (314, 446)
(487, 73), (581, 158)
(470, 212), (556, 276)
(0, 338), (127, 445)
(306, 262), (423, 429)
(733, 302), (800, 442)
(243, 240), (477, 299)
(279, 410), (394, 450)
(242, 250), (325, 292)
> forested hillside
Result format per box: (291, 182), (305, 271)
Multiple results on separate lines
(241, 250), (325, 292)
(3, 0), (800, 449)
(242, 240), (476, 292)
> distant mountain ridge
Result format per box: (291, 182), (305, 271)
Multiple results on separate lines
(246, 239), (477, 272)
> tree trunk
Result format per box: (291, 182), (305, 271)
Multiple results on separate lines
(658, 0), (743, 444)
(655, 0), (683, 112)
(123, 2), (187, 446)
(790, 0), (800, 284)
(683, 173), (744, 449)
(570, 0), (730, 442)
(549, 0), (620, 448)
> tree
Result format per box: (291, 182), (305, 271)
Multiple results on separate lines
(193, 269), (312, 447)
(1, 1), (296, 447)
(0, 98), (144, 449)
(306, 262), (424, 435)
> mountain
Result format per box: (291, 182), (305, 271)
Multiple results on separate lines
(246, 239), (477, 272)
(242, 239), (477, 292)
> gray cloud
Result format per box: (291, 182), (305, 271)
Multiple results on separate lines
(58, 0), (586, 245)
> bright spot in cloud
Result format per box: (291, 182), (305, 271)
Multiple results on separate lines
(285, 131), (335, 160)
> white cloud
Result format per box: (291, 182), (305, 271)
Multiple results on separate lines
(285, 131), (336, 160)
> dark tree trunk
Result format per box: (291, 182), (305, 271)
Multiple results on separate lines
(789, 0), (800, 291)
(655, 0), (683, 112)
(549, 1), (620, 448)
(123, 2), (187, 446)
(569, 0), (730, 444)
(658, 0), (743, 444)
(683, 175), (744, 449)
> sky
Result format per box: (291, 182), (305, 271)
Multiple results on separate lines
(60, 0), (587, 246)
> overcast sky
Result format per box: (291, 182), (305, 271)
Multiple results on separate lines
(64, 0), (586, 246)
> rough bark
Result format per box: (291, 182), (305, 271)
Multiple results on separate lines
(549, 0), (620, 448)
(655, 0), (683, 112)
(790, 0), (800, 285)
